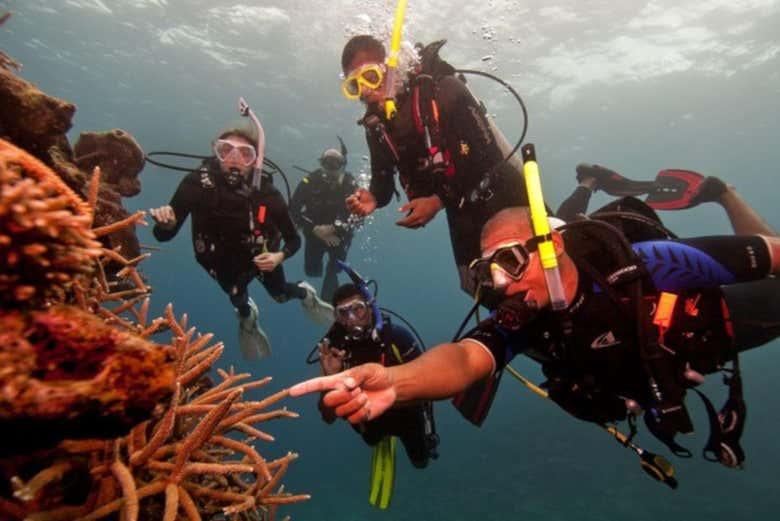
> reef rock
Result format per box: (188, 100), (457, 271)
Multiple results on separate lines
(0, 305), (176, 454)
(74, 129), (145, 197)
(0, 67), (74, 166)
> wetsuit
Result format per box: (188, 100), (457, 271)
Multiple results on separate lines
(363, 74), (527, 295)
(290, 170), (358, 302)
(318, 319), (438, 467)
(152, 159), (305, 315)
(460, 235), (776, 424)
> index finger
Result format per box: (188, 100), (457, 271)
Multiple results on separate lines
(289, 374), (356, 397)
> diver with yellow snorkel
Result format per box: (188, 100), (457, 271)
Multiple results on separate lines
(291, 140), (780, 485)
(341, 17), (528, 297)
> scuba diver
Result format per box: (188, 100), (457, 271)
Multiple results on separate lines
(340, 35), (528, 297)
(310, 263), (438, 508)
(290, 142), (360, 302)
(149, 125), (334, 361)
(292, 203), (780, 476)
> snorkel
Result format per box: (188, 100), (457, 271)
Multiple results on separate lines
(238, 97), (266, 190)
(336, 260), (383, 337)
(521, 144), (567, 311)
(384, 0), (408, 120)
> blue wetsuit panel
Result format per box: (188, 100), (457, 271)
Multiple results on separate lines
(632, 240), (736, 292)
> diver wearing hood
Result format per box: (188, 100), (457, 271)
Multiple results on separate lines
(150, 127), (335, 361)
(290, 146), (359, 302)
(315, 282), (438, 469)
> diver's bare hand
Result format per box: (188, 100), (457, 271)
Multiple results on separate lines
(395, 195), (443, 229)
(289, 363), (396, 424)
(149, 205), (177, 230)
(253, 251), (284, 272)
(319, 342), (347, 375)
(346, 188), (377, 217)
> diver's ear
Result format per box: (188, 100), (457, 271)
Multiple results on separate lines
(551, 230), (565, 256)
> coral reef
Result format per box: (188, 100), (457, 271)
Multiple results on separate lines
(0, 132), (306, 518)
(0, 25), (144, 263)
(0, 139), (100, 306)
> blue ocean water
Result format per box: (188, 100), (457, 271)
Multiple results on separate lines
(3, 1), (780, 519)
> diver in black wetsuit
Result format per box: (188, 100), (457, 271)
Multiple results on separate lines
(290, 147), (359, 302)
(316, 283), (438, 468)
(340, 35), (527, 296)
(149, 127), (334, 360)
(292, 204), (780, 473)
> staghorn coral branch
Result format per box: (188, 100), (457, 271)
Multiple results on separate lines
(263, 494), (311, 505)
(1, 139), (91, 216)
(190, 373), (254, 405)
(87, 166), (101, 225)
(92, 210), (145, 237)
(177, 486), (202, 521)
(233, 423), (275, 442)
(183, 484), (248, 504)
(130, 383), (180, 467)
(222, 494), (256, 516)
(179, 344), (224, 386)
(162, 483), (179, 521)
(259, 453), (298, 498)
(109, 460), (138, 521)
(212, 436), (272, 486)
(218, 389), (290, 429)
(170, 389), (243, 481)
(165, 303), (186, 337)
(12, 460), (73, 501)
(182, 462), (255, 476)
(76, 481), (167, 521)
(183, 333), (217, 362)
(130, 296), (150, 329)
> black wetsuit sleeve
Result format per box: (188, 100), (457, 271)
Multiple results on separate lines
(463, 320), (526, 375)
(152, 172), (199, 242)
(366, 128), (397, 208)
(289, 179), (314, 233)
(436, 75), (505, 200)
(269, 192), (301, 259)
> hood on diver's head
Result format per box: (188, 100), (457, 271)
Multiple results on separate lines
(320, 148), (345, 172)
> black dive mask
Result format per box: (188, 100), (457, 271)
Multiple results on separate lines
(495, 294), (539, 331)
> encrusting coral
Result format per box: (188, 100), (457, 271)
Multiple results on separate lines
(0, 135), (308, 518)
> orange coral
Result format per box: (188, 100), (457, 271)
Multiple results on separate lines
(0, 138), (101, 306)
(0, 140), (307, 520)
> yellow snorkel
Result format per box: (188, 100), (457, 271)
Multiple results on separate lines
(520, 144), (567, 310)
(384, 0), (408, 120)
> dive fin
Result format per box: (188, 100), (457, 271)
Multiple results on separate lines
(645, 169), (727, 210)
(369, 436), (396, 509)
(237, 298), (271, 360)
(575, 164), (655, 197)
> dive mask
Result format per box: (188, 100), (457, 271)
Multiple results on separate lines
(336, 299), (371, 325)
(468, 237), (541, 290)
(321, 149), (345, 171)
(214, 139), (257, 167)
(341, 63), (384, 100)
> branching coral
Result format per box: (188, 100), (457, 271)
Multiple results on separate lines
(0, 138), (101, 306)
(0, 136), (307, 519)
